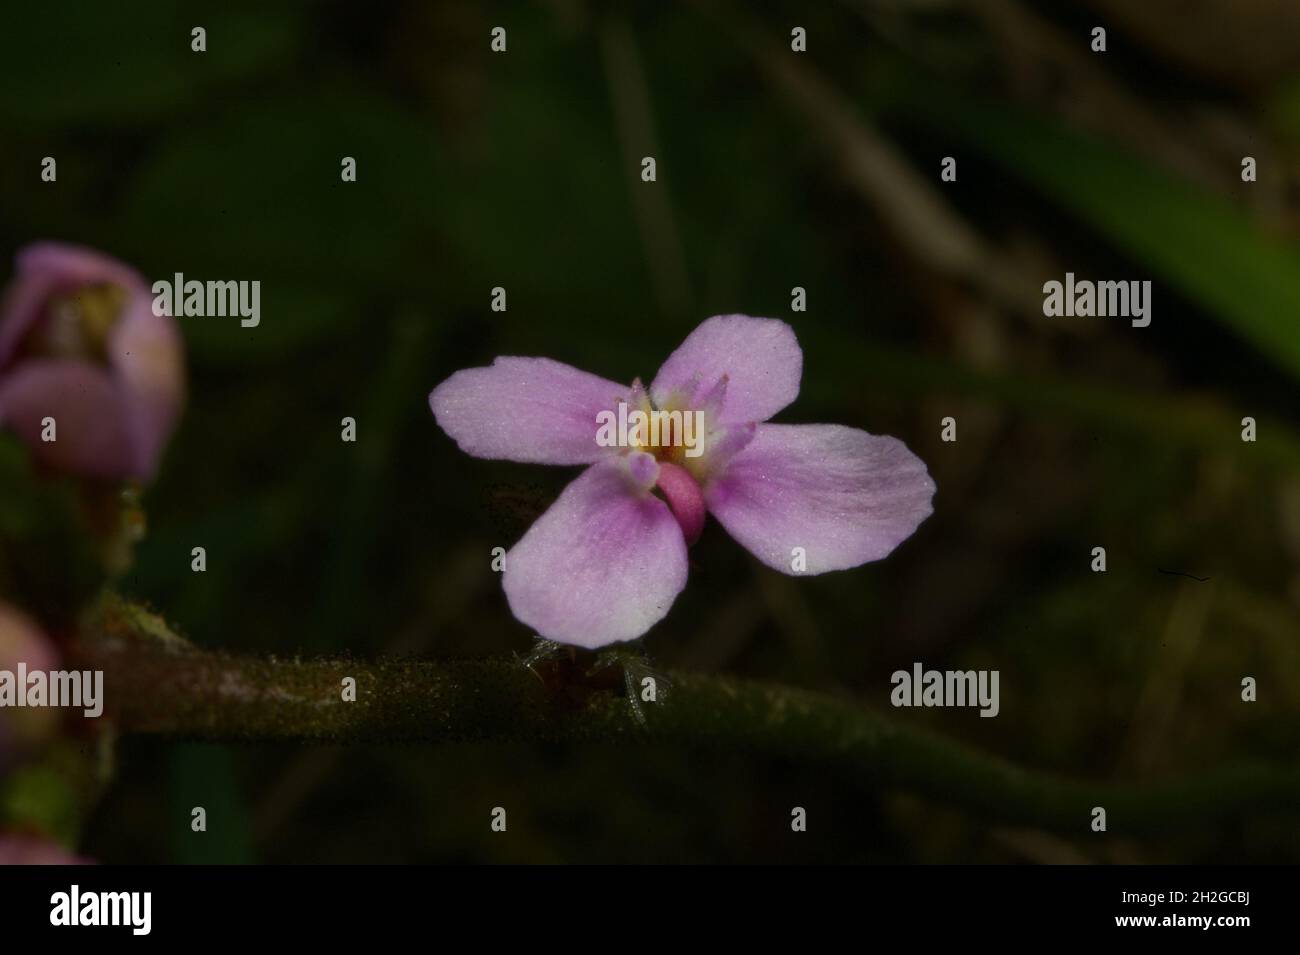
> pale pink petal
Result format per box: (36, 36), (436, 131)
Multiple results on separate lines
(651, 314), (801, 424)
(0, 267), (61, 366)
(107, 294), (186, 480)
(503, 458), (688, 648)
(0, 243), (146, 366)
(694, 420), (756, 482)
(430, 357), (627, 465)
(705, 424), (934, 574)
(16, 242), (145, 288)
(0, 360), (137, 479)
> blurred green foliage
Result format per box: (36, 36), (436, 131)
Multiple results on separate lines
(0, 437), (104, 628)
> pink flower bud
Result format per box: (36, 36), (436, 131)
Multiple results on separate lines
(0, 243), (184, 482)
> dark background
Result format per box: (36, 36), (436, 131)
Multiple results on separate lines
(3, 0), (1299, 862)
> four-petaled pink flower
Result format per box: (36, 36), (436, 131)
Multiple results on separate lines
(430, 314), (935, 649)
(0, 242), (185, 482)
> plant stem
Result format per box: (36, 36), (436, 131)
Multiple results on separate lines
(79, 597), (1300, 837)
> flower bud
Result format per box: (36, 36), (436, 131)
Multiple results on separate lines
(0, 243), (184, 482)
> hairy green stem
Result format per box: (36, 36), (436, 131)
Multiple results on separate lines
(78, 598), (1300, 837)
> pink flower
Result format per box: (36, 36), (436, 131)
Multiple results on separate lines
(0, 242), (184, 482)
(430, 314), (935, 649)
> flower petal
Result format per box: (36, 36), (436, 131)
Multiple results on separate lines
(0, 242), (146, 367)
(16, 242), (145, 287)
(0, 360), (140, 480)
(430, 357), (627, 465)
(503, 458), (688, 648)
(107, 293), (186, 480)
(705, 423), (934, 574)
(651, 314), (801, 424)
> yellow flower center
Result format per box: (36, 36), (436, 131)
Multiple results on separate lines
(25, 283), (127, 363)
